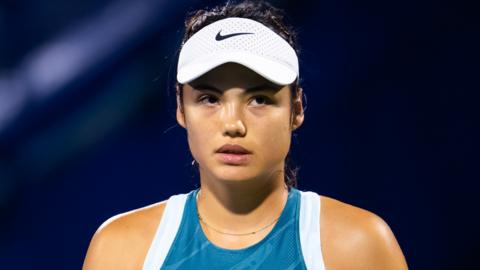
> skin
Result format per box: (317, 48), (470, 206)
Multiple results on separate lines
(83, 63), (408, 270)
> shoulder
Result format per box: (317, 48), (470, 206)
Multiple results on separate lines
(320, 195), (408, 270)
(82, 200), (168, 270)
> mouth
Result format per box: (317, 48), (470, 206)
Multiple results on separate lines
(216, 144), (252, 165)
(216, 144), (252, 155)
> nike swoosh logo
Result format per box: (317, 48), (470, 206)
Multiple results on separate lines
(215, 31), (254, 41)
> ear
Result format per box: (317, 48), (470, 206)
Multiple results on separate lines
(291, 87), (305, 131)
(176, 84), (186, 129)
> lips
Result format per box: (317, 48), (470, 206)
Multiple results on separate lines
(216, 144), (252, 154)
(216, 144), (252, 165)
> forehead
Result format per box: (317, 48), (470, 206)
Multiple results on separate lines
(188, 63), (282, 90)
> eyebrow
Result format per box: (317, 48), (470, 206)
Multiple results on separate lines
(190, 83), (282, 93)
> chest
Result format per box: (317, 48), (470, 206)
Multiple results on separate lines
(162, 217), (305, 269)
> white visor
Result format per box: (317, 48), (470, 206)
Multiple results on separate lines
(177, 17), (299, 85)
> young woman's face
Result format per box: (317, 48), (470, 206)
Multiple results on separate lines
(177, 63), (304, 184)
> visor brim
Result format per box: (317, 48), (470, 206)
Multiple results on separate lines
(177, 53), (297, 85)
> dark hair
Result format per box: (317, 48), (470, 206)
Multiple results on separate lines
(177, 0), (301, 189)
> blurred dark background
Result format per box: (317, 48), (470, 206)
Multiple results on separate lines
(0, 0), (477, 269)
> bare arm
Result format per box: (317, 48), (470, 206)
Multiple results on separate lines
(345, 213), (408, 269)
(83, 219), (129, 270)
(321, 196), (408, 270)
(83, 202), (166, 270)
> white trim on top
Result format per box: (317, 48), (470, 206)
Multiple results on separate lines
(142, 193), (189, 270)
(299, 191), (326, 270)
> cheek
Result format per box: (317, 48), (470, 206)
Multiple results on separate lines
(184, 111), (216, 161)
(251, 110), (292, 162)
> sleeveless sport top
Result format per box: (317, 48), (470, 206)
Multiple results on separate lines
(143, 188), (326, 270)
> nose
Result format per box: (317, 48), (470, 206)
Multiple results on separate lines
(221, 102), (246, 137)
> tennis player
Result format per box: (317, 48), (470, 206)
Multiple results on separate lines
(83, 1), (408, 269)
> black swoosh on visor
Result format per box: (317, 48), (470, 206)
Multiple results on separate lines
(215, 30), (254, 41)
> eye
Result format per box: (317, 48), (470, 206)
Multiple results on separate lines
(198, 94), (219, 105)
(250, 95), (270, 106)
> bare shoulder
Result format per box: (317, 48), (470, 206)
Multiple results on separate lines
(320, 196), (408, 270)
(82, 200), (167, 270)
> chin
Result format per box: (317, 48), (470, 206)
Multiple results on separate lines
(211, 166), (259, 182)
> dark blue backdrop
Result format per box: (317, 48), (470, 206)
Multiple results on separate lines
(0, 0), (477, 269)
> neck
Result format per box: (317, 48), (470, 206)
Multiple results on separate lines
(196, 166), (289, 233)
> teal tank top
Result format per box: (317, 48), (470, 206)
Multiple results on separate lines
(142, 188), (326, 270)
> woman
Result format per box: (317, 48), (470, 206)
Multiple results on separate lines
(83, 1), (408, 269)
